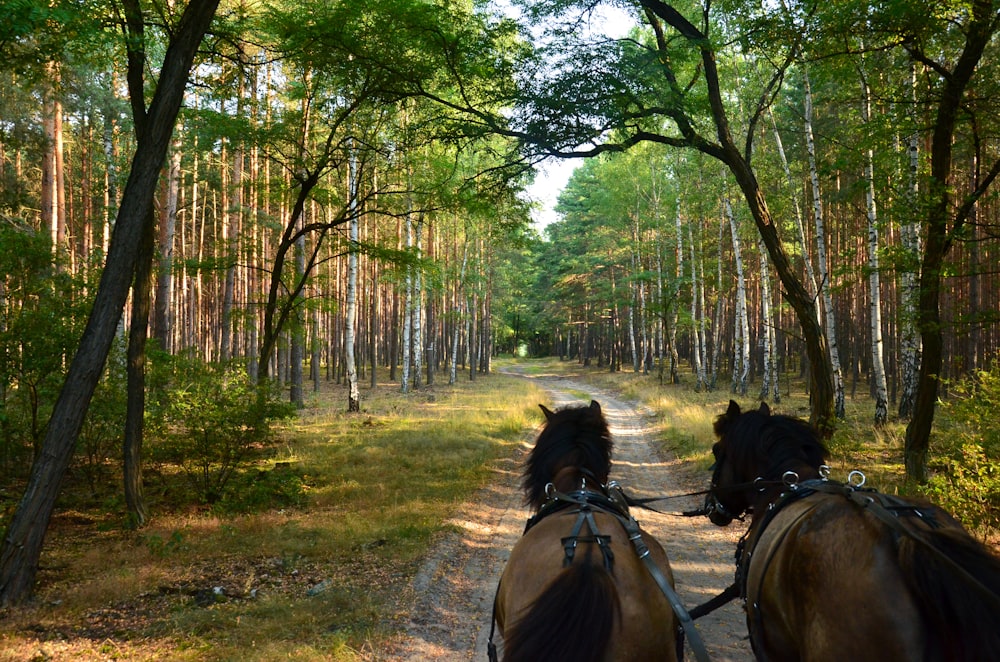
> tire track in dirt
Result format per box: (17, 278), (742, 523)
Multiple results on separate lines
(392, 374), (753, 661)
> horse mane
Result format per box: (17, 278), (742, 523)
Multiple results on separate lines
(715, 400), (828, 480)
(522, 400), (613, 510)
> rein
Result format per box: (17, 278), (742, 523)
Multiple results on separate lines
(623, 487), (715, 517)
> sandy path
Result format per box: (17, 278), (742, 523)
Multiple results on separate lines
(392, 374), (754, 661)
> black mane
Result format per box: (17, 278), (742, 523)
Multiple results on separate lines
(523, 400), (613, 510)
(715, 401), (828, 481)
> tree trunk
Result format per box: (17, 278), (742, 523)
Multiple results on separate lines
(688, 223), (706, 390)
(450, 241), (468, 385)
(0, 0), (219, 607)
(639, 0), (833, 433)
(401, 209), (413, 393)
(860, 61), (889, 425)
(290, 218), (305, 408)
(770, 108), (818, 299)
(124, 209), (154, 529)
(710, 214), (725, 390)
(904, 1), (996, 482)
(726, 200), (749, 396)
(412, 217), (423, 388)
(758, 239), (778, 403)
(345, 145), (360, 412)
(154, 138), (181, 352)
(804, 72), (845, 420)
(898, 61), (922, 420)
(669, 200), (682, 383)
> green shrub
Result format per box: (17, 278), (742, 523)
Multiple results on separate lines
(0, 223), (91, 481)
(147, 352), (295, 505)
(75, 338), (128, 496)
(922, 443), (1000, 536)
(214, 463), (308, 515)
(922, 357), (1000, 538)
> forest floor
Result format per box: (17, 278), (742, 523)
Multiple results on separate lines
(384, 368), (754, 661)
(0, 367), (756, 661)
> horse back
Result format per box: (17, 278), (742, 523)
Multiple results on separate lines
(746, 494), (927, 661)
(897, 518), (1000, 661)
(496, 510), (678, 662)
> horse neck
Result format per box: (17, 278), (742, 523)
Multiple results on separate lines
(550, 465), (601, 494)
(747, 458), (822, 524)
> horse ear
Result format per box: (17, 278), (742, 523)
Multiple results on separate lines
(539, 404), (554, 421)
(759, 401), (771, 416)
(589, 400), (601, 414)
(727, 400), (741, 416)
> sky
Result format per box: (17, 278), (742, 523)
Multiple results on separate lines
(497, 2), (637, 233)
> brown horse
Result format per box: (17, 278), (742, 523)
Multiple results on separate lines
(706, 400), (1000, 662)
(491, 400), (680, 662)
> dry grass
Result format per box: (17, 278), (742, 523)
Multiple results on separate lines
(1, 357), (991, 660)
(515, 357), (935, 496)
(0, 372), (544, 661)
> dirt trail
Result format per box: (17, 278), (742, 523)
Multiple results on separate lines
(391, 374), (754, 661)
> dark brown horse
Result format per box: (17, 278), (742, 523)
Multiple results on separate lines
(491, 400), (680, 662)
(706, 400), (1000, 662)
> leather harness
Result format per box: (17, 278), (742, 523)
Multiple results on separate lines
(723, 475), (1000, 661)
(488, 482), (711, 662)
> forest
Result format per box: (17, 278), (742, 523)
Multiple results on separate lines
(1, 0), (1000, 609)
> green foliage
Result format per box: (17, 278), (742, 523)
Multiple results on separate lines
(0, 222), (91, 479)
(922, 444), (1000, 537)
(214, 463), (308, 515)
(142, 529), (187, 558)
(147, 352), (296, 505)
(921, 358), (1000, 538)
(75, 338), (128, 495)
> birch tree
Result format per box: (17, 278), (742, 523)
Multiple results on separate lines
(689, 223), (706, 390)
(758, 239), (779, 402)
(401, 206), (414, 393)
(902, 0), (1000, 480)
(804, 71), (845, 418)
(344, 143), (361, 412)
(154, 138), (181, 352)
(859, 55), (888, 425)
(726, 199), (750, 396)
(769, 108), (819, 300)
(898, 61), (922, 420)
(669, 199), (682, 384)
(487, 0), (836, 430)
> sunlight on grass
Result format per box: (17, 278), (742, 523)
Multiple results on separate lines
(511, 358), (938, 501)
(1, 372), (544, 661)
(7, 358), (991, 660)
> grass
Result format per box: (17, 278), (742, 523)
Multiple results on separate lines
(1, 356), (994, 660)
(508, 356), (957, 498)
(0, 371), (545, 661)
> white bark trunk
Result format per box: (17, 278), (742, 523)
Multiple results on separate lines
(805, 71), (845, 417)
(688, 223), (705, 390)
(758, 240), (779, 402)
(726, 200), (750, 396)
(899, 62), (923, 419)
(669, 200), (682, 383)
(412, 217), (423, 388)
(710, 214), (724, 389)
(401, 210), (413, 393)
(450, 240), (468, 385)
(770, 108), (819, 301)
(861, 62), (888, 424)
(345, 144), (360, 411)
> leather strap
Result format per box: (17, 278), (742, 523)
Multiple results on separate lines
(489, 485), (714, 661)
(620, 512), (712, 662)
